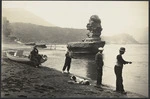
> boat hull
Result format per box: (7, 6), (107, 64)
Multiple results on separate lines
(6, 51), (47, 65)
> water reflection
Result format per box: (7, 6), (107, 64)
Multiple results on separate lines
(73, 54), (98, 80)
(86, 59), (97, 80)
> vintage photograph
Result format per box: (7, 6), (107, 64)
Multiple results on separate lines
(1, 1), (149, 98)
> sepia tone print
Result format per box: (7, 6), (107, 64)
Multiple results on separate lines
(1, 1), (149, 98)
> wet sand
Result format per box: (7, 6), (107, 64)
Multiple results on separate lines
(1, 50), (146, 98)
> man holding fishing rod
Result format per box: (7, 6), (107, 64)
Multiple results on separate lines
(114, 47), (132, 94)
(95, 47), (104, 87)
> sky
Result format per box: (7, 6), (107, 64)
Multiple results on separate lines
(2, 1), (149, 36)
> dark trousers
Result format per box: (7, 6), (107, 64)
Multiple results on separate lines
(114, 66), (124, 92)
(97, 66), (103, 85)
(62, 57), (71, 71)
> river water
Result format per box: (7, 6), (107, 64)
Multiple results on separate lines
(2, 43), (149, 97)
(42, 44), (149, 97)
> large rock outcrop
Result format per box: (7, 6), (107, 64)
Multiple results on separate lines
(67, 15), (105, 54)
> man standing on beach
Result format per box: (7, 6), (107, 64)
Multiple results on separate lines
(95, 47), (104, 87)
(114, 47), (132, 94)
(62, 49), (72, 73)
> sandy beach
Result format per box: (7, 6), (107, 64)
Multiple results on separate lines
(1, 45), (146, 98)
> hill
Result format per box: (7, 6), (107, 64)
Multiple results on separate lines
(6, 22), (138, 44)
(9, 22), (87, 44)
(129, 27), (148, 44)
(101, 34), (139, 44)
(2, 8), (55, 27)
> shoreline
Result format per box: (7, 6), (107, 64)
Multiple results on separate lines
(1, 51), (146, 98)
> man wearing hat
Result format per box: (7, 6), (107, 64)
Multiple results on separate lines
(95, 47), (104, 87)
(114, 47), (132, 94)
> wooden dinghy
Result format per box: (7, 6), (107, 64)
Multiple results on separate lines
(6, 50), (47, 65)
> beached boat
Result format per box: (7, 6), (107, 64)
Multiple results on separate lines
(6, 50), (47, 65)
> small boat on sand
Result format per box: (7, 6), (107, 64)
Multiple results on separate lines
(6, 50), (47, 65)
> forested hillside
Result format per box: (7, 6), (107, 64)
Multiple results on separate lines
(3, 21), (139, 44)
(10, 22), (87, 44)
